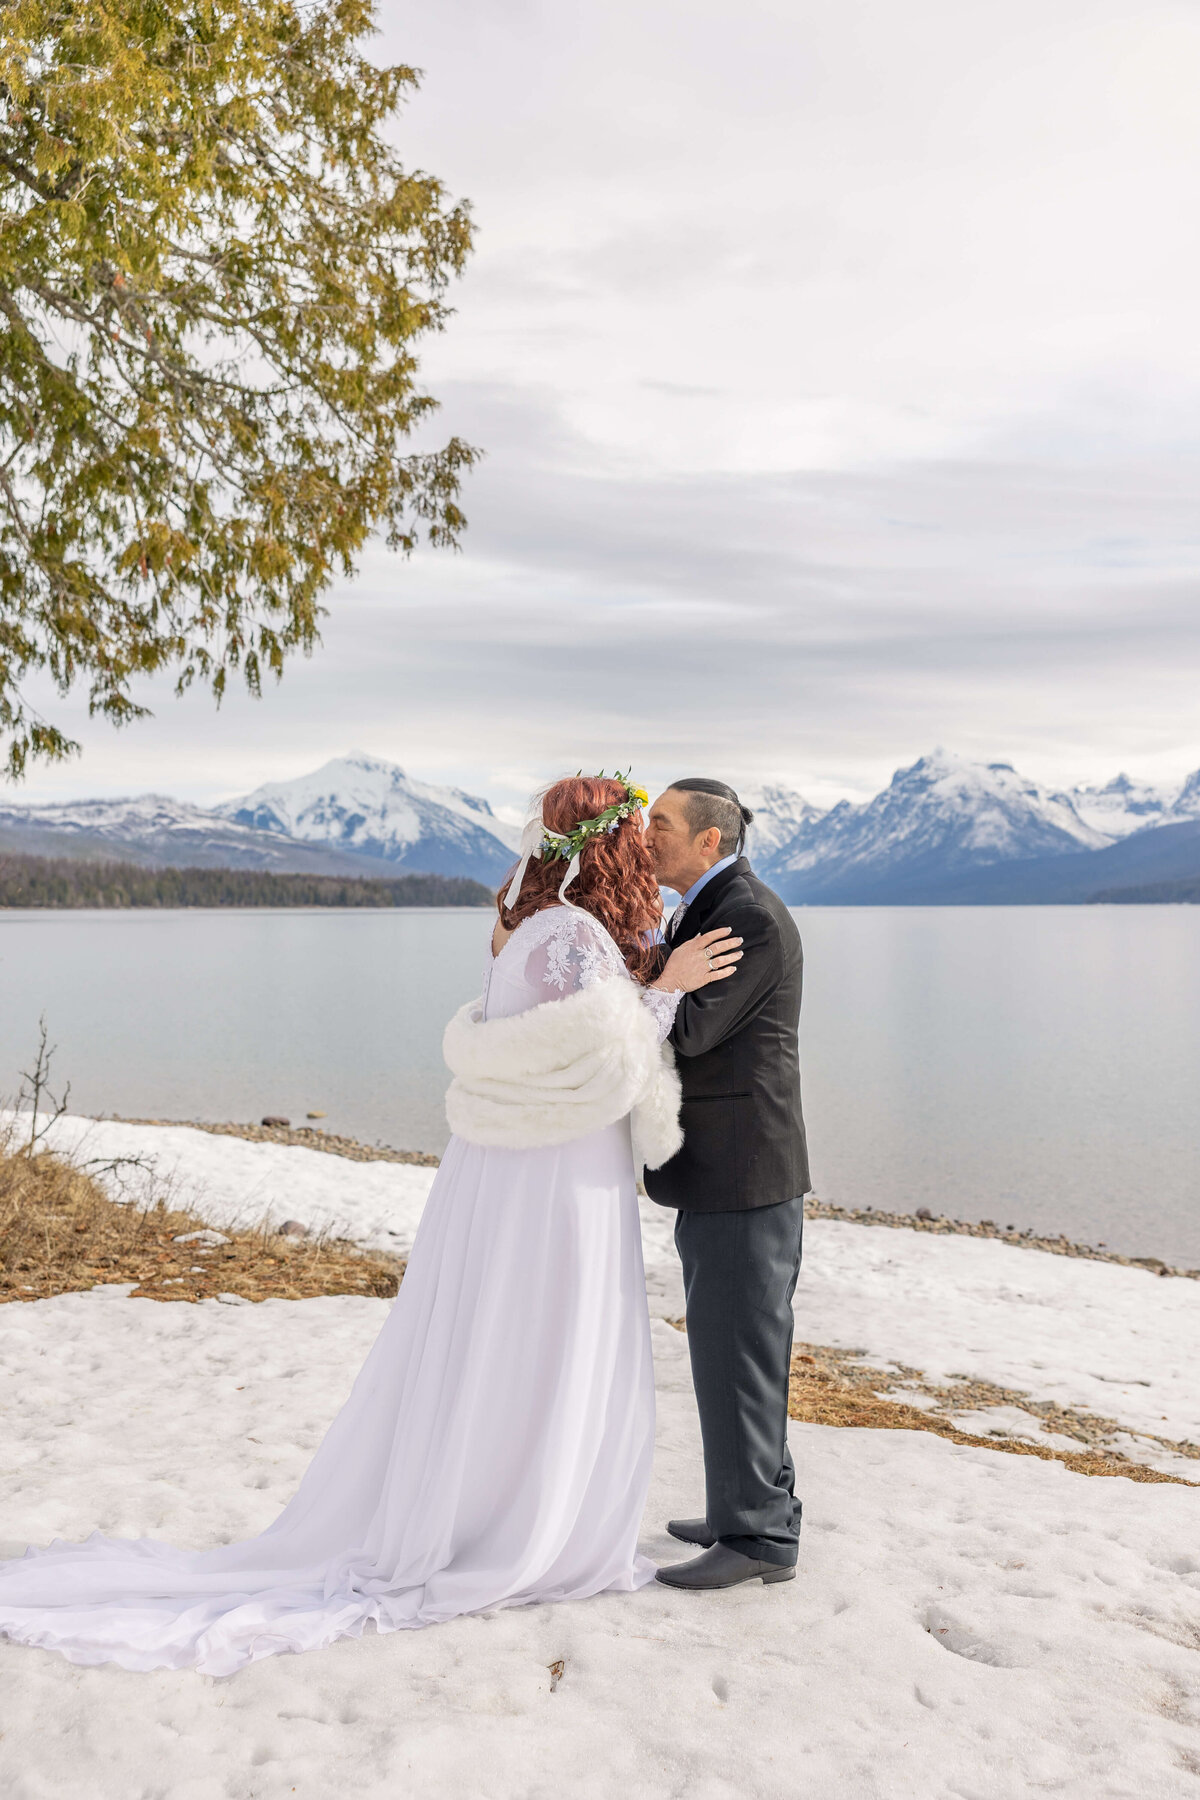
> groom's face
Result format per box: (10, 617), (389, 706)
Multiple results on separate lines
(646, 788), (721, 894)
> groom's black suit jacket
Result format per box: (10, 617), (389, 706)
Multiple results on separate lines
(644, 858), (810, 1213)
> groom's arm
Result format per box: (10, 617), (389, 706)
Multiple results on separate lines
(670, 903), (780, 1058)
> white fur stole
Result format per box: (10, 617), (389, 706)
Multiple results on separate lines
(443, 977), (683, 1172)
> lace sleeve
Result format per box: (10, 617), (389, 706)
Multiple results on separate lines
(520, 909), (629, 998)
(516, 908), (681, 1039)
(639, 983), (683, 1043)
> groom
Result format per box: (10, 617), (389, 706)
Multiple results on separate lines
(644, 778), (810, 1591)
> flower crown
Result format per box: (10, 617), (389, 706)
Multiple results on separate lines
(540, 770), (649, 865)
(504, 770), (649, 913)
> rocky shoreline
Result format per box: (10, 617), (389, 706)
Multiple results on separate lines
(803, 1197), (1200, 1281)
(105, 1116), (1199, 1281)
(107, 1117), (440, 1167)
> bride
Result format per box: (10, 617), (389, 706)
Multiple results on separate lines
(0, 773), (741, 1674)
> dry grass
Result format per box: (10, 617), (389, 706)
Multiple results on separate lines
(787, 1343), (1198, 1487)
(0, 1128), (403, 1306)
(5, 1110), (1195, 1490)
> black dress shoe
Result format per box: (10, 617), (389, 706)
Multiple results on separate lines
(667, 1517), (716, 1548)
(655, 1544), (797, 1590)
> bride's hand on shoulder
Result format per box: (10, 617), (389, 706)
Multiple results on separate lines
(653, 926), (743, 994)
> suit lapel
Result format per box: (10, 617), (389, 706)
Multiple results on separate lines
(670, 858), (749, 945)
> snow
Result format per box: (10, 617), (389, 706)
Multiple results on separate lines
(2, 1120), (1199, 1795)
(0, 792), (285, 853)
(1068, 773), (1177, 840)
(0, 755), (521, 881)
(765, 748), (1111, 887)
(0, 791), (398, 878)
(9, 752), (1200, 896)
(751, 752), (1200, 888)
(939, 1403), (1084, 1451)
(2, 1298), (1199, 1797)
(793, 1220), (1200, 1443)
(20, 1113), (438, 1254)
(1170, 768), (1200, 823)
(0, 793), (220, 835)
(216, 751), (521, 867)
(739, 783), (826, 860)
(22, 1115), (1200, 1442)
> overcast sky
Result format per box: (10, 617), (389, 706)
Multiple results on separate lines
(14, 0), (1200, 813)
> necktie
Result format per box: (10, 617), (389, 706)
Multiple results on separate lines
(668, 901), (689, 943)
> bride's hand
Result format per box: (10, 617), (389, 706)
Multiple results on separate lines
(652, 926), (743, 993)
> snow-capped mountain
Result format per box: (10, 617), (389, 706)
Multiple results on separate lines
(216, 753), (520, 883)
(1167, 767), (1200, 823)
(0, 756), (522, 883)
(0, 794), (393, 876)
(1064, 774), (1176, 840)
(740, 784), (826, 863)
(758, 750), (1109, 903)
(5, 749), (1198, 901)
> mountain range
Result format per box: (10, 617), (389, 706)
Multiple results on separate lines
(216, 754), (521, 883)
(2, 748), (1198, 904)
(750, 752), (1200, 904)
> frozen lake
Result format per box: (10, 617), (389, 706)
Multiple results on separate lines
(0, 904), (1197, 1265)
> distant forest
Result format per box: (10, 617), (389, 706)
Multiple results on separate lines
(1090, 876), (1200, 904)
(0, 854), (493, 910)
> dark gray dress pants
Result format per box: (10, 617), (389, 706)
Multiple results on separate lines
(673, 1196), (804, 1567)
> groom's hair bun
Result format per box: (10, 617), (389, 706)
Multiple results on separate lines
(670, 777), (753, 857)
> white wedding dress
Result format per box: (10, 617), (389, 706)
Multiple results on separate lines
(0, 907), (680, 1675)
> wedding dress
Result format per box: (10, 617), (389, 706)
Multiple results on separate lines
(0, 907), (680, 1674)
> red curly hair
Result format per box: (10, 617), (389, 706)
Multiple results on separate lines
(496, 776), (663, 982)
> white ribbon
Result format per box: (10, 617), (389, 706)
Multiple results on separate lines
(503, 813), (545, 910)
(503, 792), (589, 914)
(556, 850), (585, 910)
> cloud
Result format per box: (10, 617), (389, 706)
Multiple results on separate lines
(19, 380), (1197, 810)
(9, 0), (1200, 811)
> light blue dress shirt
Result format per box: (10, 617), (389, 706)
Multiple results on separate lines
(678, 853), (740, 909)
(660, 852), (741, 943)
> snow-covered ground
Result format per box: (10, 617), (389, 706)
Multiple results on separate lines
(797, 1222), (1200, 1446)
(2, 1120), (1199, 1796)
(15, 1112), (438, 1252)
(24, 1116), (1200, 1443)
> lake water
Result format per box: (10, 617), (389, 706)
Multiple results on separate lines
(1, 906), (1198, 1266)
